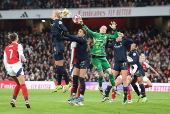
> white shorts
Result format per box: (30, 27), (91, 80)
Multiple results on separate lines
(118, 75), (133, 80)
(143, 76), (149, 82)
(6, 62), (24, 77)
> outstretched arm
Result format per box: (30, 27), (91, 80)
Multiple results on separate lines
(64, 33), (86, 43)
(82, 25), (97, 37)
(62, 37), (73, 41)
(106, 31), (118, 39)
(123, 37), (134, 44)
(75, 19), (96, 37)
(107, 21), (119, 39)
(149, 66), (160, 77)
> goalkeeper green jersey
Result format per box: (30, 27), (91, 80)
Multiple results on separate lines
(83, 25), (118, 56)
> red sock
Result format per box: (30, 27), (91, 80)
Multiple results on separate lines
(70, 87), (74, 96)
(112, 92), (116, 99)
(20, 84), (28, 101)
(77, 86), (80, 97)
(12, 84), (20, 100)
(145, 85), (149, 88)
(127, 87), (132, 100)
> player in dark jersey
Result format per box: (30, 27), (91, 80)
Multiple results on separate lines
(109, 56), (137, 103)
(51, 9), (72, 93)
(63, 28), (89, 106)
(102, 32), (134, 105)
(128, 43), (147, 103)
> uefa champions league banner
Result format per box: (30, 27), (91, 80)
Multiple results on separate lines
(0, 81), (170, 92)
(0, 6), (170, 19)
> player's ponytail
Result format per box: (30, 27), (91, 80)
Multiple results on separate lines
(8, 33), (17, 41)
(54, 8), (71, 20)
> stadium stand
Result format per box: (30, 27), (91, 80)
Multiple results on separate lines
(0, 0), (170, 10)
(0, 25), (169, 82)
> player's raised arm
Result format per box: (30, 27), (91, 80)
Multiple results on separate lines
(106, 21), (118, 39)
(73, 16), (97, 37)
(64, 33), (86, 44)
(82, 25), (97, 37)
(143, 61), (160, 77)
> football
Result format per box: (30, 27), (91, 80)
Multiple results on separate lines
(72, 14), (82, 24)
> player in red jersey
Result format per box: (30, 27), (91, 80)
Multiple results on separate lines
(102, 56), (137, 104)
(140, 54), (160, 88)
(3, 33), (30, 108)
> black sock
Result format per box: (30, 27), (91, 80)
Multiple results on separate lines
(79, 77), (85, 96)
(139, 84), (146, 98)
(123, 87), (127, 101)
(133, 84), (140, 96)
(58, 66), (69, 84)
(73, 75), (79, 94)
(105, 86), (112, 97)
(56, 66), (62, 85)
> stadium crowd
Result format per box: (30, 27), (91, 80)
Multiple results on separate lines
(0, 0), (170, 10)
(0, 25), (169, 83)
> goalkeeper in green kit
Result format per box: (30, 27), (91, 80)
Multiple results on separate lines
(77, 19), (121, 96)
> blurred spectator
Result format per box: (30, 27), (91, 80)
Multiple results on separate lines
(0, 24), (169, 83)
(0, 0), (169, 10)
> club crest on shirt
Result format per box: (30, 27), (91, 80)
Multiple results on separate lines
(133, 53), (136, 56)
(58, 21), (62, 24)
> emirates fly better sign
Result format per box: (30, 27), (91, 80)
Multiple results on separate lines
(0, 6), (170, 19)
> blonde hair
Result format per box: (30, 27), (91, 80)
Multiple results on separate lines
(140, 53), (145, 57)
(100, 25), (107, 29)
(53, 8), (71, 19)
(139, 53), (146, 64)
(118, 32), (124, 37)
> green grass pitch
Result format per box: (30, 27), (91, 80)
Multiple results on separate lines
(0, 89), (170, 114)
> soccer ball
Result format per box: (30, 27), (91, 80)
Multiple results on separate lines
(72, 14), (82, 24)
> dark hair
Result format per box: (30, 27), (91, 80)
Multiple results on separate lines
(8, 33), (17, 41)
(80, 28), (87, 36)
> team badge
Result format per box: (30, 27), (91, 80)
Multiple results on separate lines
(58, 21), (62, 24)
(133, 53), (136, 56)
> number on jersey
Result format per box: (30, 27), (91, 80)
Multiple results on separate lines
(9, 49), (13, 59)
